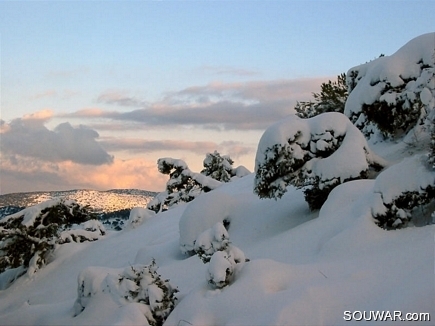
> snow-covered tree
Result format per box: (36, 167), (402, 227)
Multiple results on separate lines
(147, 158), (221, 213)
(201, 151), (234, 182)
(295, 73), (348, 118)
(345, 33), (435, 141)
(74, 260), (178, 326)
(370, 155), (435, 229)
(201, 150), (250, 182)
(254, 112), (385, 210)
(429, 120), (435, 169)
(148, 154), (249, 213)
(0, 199), (104, 282)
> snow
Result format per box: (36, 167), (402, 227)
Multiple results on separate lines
(1, 165), (434, 325)
(1, 33), (435, 325)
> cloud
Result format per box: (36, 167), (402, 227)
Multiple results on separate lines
(97, 90), (148, 107)
(0, 112), (113, 165)
(68, 77), (331, 131)
(0, 155), (167, 194)
(100, 138), (255, 157)
(22, 109), (54, 121)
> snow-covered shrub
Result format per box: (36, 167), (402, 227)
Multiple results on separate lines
(345, 33), (435, 140)
(371, 155), (435, 229)
(127, 207), (156, 229)
(295, 73), (348, 118)
(190, 222), (247, 288)
(147, 158), (221, 213)
(254, 112), (385, 210)
(74, 260), (178, 326)
(194, 222), (230, 263)
(206, 245), (247, 289)
(179, 191), (234, 254)
(201, 150), (250, 182)
(0, 199), (103, 280)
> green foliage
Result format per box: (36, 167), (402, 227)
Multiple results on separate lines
(254, 142), (308, 200)
(295, 73), (348, 118)
(201, 150), (234, 182)
(147, 158), (212, 213)
(361, 83), (423, 138)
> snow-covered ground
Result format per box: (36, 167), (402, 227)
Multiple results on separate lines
(0, 33), (434, 325)
(0, 172), (433, 325)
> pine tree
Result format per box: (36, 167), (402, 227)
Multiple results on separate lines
(201, 151), (234, 182)
(295, 73), (348, 118)
(147, 158), (221, 213)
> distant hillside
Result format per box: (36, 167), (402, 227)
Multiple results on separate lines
(0, 189), (157, 213)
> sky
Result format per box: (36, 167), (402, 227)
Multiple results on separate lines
(0, 0), (434, 194)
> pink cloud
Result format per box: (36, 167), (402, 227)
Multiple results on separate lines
(0, 156), (167, 194)
(22, 109), (54, 121)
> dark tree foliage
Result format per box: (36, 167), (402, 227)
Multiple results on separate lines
(201, 151), (235, 182)
(346, 58), (434, 140)
(295, 73), (348, 118)
(361, 82), (423, 138)
(374, 186), (435, 230)
(0, 200), (97, 275)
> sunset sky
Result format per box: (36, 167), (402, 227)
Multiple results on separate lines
(1, 1), (433, 194)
